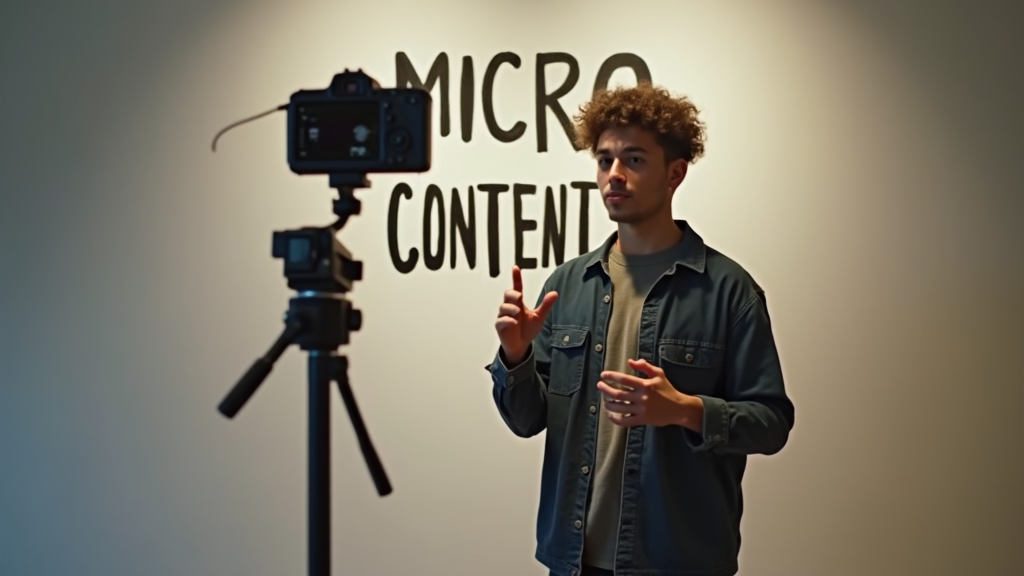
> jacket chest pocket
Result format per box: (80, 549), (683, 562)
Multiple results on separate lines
(657, 340), (725, 397)
(547, 326), (589, 396)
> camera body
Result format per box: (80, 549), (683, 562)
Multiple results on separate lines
(287, 69), (432, 175)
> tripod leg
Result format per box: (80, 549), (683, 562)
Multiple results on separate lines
(218, 315), (302, 419)
(309, 351), (333, 576)
(333, 355), (393, 496)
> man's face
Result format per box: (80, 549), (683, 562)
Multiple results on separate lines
(595, 125), (686, 225)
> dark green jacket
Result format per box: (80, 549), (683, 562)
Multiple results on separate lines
(488, 220), (795, 576)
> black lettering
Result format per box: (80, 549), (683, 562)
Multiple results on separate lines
(571, 181), (598, 254)
(542, 185), (567, 267)
(396, 52), (450, 137)
(460, 56), (474, 142)
(450, 186), (476, 269)
(513, 184), (538, 270)
(479, 183), (510, 278)
(483, 53), (527, 143)
(592, 53), (652, 95)
(535, 53), (580, 153)
(423, 185), (446, 270)
(388, 183), (418, 273)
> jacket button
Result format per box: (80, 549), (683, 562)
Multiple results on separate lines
(581, 465), (590, 474)
(590, 405), (597, 414)
(563, 335), (570, 343)
(595, 344), (603, 353)
(685, 353), (694, 363)
(574, 519), (583, 529)
(603, 295), (610, 303)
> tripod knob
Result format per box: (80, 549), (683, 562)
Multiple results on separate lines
(349, 308), (362, 332)
(333, 193), (362, 217)
(347, 260), (363, 282)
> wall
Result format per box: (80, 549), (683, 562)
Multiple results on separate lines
(1, 0), (1021, 575)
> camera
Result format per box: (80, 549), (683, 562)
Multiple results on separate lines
(287, 69), (432, 175)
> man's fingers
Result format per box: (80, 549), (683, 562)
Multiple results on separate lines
(604, 400), (642, 416)
(495, 316), (519, 331)
(534, 291), (559, 318)
(597, 381), (634, 401)
(504, 289), (524, 306)
(607, 411), (638, 427)
(511, 266), (523, 294)
(627, 358), (663, 378)
(498, 303), (521, 318)
(600, 371), (647, 390)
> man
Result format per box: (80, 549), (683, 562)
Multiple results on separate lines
(487, 82), (795, 576)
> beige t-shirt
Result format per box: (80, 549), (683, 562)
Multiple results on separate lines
(582, 240), (681, 569)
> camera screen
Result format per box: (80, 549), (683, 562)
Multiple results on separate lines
(295, 101), (381, 162)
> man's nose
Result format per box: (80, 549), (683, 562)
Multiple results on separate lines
(609, 159), (627, 181)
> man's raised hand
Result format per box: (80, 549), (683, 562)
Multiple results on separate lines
(494, 266), (558, 366)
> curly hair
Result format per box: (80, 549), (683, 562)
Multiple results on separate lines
(573, 82), (707, 164)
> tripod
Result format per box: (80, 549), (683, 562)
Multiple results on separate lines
(217, 172), (391, 576)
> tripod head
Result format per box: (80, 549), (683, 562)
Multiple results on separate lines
(273, 173), (367, 293)
(269, 173), (368, 351)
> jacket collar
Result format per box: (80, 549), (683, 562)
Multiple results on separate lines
(584, 219), (707, 276)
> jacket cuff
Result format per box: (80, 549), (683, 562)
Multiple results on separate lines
(684, 395), (729, 451)
(488, 345), (536, 388)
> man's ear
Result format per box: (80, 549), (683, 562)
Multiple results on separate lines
(668, 158), (688, 191)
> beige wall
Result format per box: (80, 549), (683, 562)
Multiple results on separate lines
(1, 1), (1021, 575)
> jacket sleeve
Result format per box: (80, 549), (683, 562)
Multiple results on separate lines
(685, 290), (795, 455)
(488, 281), (554, 438)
